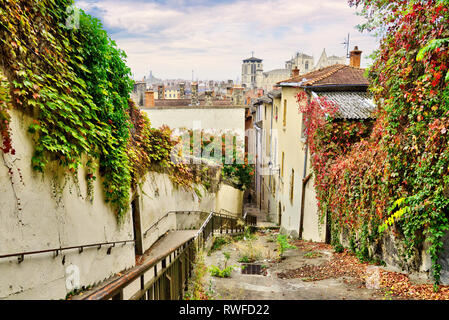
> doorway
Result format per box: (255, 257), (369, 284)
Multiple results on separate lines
(278, 201), (282, 226)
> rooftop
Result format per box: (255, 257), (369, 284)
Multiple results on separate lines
(263, 68), (290, 76)
(243, 57), (263, 63)
(143, 98), (242, 109)
(313, 91), (376, 120)
(277, 64), (369, 88)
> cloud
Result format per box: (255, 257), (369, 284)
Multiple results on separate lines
(76, 0), (380, 81)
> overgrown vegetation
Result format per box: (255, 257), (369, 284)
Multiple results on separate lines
(183, 129), (255, 191)
(208, 251), (239, 278)
(301, 0), (449, 286)
(208, 235), (233, 255)
(0, 1), (237, 221)
(184, 249), (213, 300)
(276, 234), (296, 259)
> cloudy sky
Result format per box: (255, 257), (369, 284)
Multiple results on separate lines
(75, 0), (380, 81)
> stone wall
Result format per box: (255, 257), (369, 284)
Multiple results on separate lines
(0, 110), (244, 299)
(137, 172), (244, 253)
(337, 227), (449, 284)
(0, 110), (135, 300)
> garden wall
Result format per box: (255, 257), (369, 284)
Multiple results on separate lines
(338, 227), (449, 285)
(137, 173), (244, 253)
(0, 110), (245, 299)
(0, 110), (135, 300)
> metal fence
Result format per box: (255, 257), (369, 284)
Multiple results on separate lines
(81, 211), (257, 300)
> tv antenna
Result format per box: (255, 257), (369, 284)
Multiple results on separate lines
(342, 33), (350, 58)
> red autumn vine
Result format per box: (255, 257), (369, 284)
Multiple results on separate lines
(300, 0), (449, 287)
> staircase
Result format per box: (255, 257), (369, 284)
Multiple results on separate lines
(243, 203), (277, 228)
(76, 211), (255, 300)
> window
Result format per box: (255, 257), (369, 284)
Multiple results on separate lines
(290, 169), (295, 203)
(281, 152), (284, 178)
(305, 61), (309, 70)
(283, 100), (287, 127)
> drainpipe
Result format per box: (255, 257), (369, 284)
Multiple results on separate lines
(299, 91), (311, 239)
(267, 92), (274, 197)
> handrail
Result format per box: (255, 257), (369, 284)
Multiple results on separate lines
(81, 210), (247, 300)
(196, 211), (214, 236)
(219, 208), (238, 216)
(0, 239), (135, 263)
(143, 210), (208, 238)
(83, 237), (195, 300)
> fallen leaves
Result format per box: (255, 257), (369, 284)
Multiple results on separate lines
(278, 240), (449, 300)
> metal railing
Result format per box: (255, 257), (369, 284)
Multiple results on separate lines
(0, 240), (135, 264)
(143, 210), (211, 238)
(81, 211), (252, 300)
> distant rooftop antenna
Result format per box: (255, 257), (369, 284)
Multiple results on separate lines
(342, 33), (350, 58)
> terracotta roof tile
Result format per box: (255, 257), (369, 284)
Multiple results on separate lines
(150, 98), (234, 108)
(277, 64), (368, 87)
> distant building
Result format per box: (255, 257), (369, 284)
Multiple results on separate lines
(260, 69), (291, 93)
(241, 55), (263, 89)
(285, 52), (315, 74)
(138, 83), (246, 150)
(144, 70), (162, 86)
(242, 49), (346, 93)
(314, 48), (347, 70)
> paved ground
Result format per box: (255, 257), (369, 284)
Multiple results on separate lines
(203, 229), (389, 300)
(244, 203), (277, 229)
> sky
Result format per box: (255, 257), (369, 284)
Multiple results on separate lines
(75, 0), (380, 82)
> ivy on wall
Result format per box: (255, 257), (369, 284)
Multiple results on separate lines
(0, 1), (251, 224)
(301, 0), (449, 286)
(0, 1), (203, 221)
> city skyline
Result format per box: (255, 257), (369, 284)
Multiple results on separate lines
(75, 0), (380, 81)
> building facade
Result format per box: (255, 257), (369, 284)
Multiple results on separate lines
(241, 56), (263, 89)
(251, 47), (375, 242)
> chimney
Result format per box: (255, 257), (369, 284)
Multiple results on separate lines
(179, 82), (186, 99)
(157, 85), (165, 99)
(145, 90), (155, 108)
(191, 82), (199, 106)
(232, 87), (243, 105)
(292, 66), (300, 78)
(349, 46), (362, 68)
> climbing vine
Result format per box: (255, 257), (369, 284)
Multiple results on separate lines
(301, 0), (449, 286)
(127, 101), (196, 190)
(185, 129), (255, 191)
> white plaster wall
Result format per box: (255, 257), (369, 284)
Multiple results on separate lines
(142, 108), (245, 136)
(138, 172), (215, 252)
(0, 110), (246, 300)
(214, 184), (244, 216)
(138, 173), (243, 252)
(0, 110), (135, 300)
(276, 87), (305, 238)
(302, 175), (325, 242)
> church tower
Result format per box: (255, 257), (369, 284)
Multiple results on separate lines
(241, 52), (263, 89)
